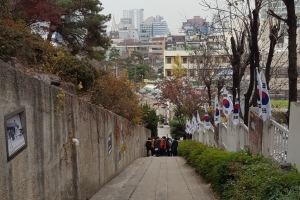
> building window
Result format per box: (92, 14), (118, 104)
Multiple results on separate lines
(215, 57), (219, 63)
(198, 57), (203, 63)
(166, 70), (171, 76)
(167, 57), (171, 63)
(190, 70), (195, 77)
(183, 57), (187, 63)
(190, 57), (194, 63)
(219, 57), (223, 63)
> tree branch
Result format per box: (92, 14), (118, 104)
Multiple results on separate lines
(267, 10), (287, 23)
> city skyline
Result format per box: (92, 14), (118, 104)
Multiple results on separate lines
(100, 0), (212, 34)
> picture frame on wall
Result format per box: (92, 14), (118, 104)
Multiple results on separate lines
(4, 107), (27, 162)
(108, 133), (112, 155)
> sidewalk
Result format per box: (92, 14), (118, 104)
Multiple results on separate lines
(90, 157), (217, 200)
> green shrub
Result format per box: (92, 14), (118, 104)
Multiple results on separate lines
(178, 140), (300, 200)
(47, 51), (97, 91)
(169, 118), (186, 139)
(0, 17), (55, 65)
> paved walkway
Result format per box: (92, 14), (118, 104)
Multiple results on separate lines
(157, 124), (170, 138)
(91, 157), (217, 200)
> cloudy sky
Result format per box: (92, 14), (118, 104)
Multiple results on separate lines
(100, 0), (213, 34)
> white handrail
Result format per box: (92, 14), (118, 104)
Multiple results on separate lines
(269, 119), (289, 163)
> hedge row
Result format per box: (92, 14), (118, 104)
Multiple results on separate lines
(178, 140), (300, 200)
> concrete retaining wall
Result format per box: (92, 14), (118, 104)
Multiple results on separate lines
(0, 61), (150, 200)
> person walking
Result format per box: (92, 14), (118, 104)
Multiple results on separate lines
(145, 137), (152, 157)
(154, 137), (161, 157)
(171, 138), (178, 156)
(160, 136), (167, 156)
(151, 137), (156, 156)
(166, 138), (172, 156)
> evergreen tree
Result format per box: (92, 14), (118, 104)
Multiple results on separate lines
(141, 104), (159, 138)
(54, 0), (111, 60)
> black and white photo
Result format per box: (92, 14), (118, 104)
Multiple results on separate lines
(4, 107), (27, 162)
(108, 133), (112, 155)
(136, 138), (140, 148)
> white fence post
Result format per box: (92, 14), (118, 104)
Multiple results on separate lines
(268, 120), (289, 163)
(287, 102), (300, 170)
(237, 122), (248, 151)
(219, 123), (228, 150)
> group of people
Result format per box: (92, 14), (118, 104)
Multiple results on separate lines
(145, 136), (178, 157)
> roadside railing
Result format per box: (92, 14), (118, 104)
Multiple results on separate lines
(237, 123), (249, 151)
(191, 116), (289, 164)
(219, 123), (228, 150)
(268, 119), (289, 163)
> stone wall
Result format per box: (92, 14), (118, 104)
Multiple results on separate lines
(0, 61), (150, 200)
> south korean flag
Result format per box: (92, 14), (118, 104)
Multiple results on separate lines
(222, 88), (233, 117)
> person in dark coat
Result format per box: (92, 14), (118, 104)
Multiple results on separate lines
(145, 137), (152, 157)
(166, 138), (172, 156)
(160, 136), (167, 156)
(154, 137), (161, 157)
(171, 138), (179, 156)
(151, 138), (156, 156)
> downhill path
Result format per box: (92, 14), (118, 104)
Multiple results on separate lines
(90, 156), (217, 200)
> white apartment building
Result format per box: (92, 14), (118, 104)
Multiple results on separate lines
(140, 23), (152, 41)
(163, 50), (230, 77)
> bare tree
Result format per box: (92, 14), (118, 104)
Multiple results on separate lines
(181, 12), (234, 144)
(268, 0), (298, 120)
(199, 0), (291, 125)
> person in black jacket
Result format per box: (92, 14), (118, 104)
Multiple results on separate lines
(171, 138), (178, 156)
(145, 137), (152, 157)
(154, 137), (161, 157)
(166, 138), (172, 156)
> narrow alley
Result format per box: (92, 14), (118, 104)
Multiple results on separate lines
(91, 156), (217, 200)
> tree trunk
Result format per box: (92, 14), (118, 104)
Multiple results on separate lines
(231, 37), (240, 105)
(244, 8), (259, 125)
(285, 1), (298, 114)
(230, 32), (245, 106)
(265, 24), (280, 89)
(207, 84), (212, 106)
(252, 8), (260, 108)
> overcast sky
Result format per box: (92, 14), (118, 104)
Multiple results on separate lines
(100, 0), (213, 34)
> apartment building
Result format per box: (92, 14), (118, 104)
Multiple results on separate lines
(261, 0), (300, 19)
(112, 39), (165, 64)
(163, 50), (230, 77)
(152, 20), (168, 37)
(263, 52), (300, 100)
(140, 23), (152, 42)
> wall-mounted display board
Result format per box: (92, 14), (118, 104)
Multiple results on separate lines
(108, 133), (112, 155)
(4, 107), (27, 162)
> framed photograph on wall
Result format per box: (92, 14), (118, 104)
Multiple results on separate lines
(108, 133), (112, 155)
(4, 107), (27, 162)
